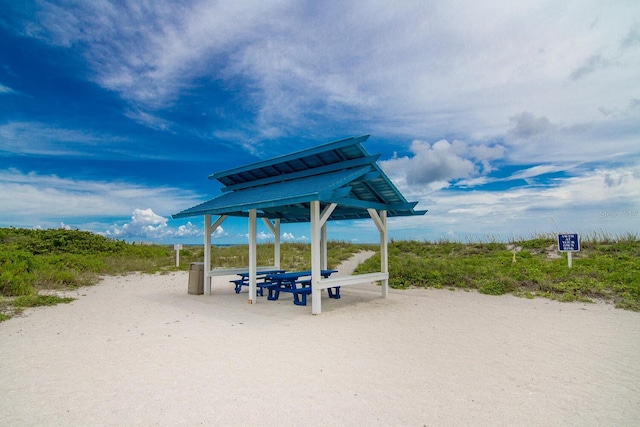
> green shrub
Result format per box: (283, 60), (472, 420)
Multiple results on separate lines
(0, 250), (36, 296)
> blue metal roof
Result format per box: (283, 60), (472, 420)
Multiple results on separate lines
(172, 135), (427, 223)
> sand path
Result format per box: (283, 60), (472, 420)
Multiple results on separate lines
(1, 252), (639, 426)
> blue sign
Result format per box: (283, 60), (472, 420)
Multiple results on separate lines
(558, 234), (580, 252)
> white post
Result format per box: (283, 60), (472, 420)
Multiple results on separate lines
(248, 209), (257, 303)
(311, 201), (322, 314)
(568, 251), (573, 268)
(380, 210), (388, 298)
(320, 222), (328, 270)
(204, 214), (212, 295)
(274, 218), (281, 269)
(368, 208), (389, 298)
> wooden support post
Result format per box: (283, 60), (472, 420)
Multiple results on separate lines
(321, 222), (328, 270)
(311, 203), (337, 314)
(274, 218), (281, 270)
(311, 201), (322, 314)
(368, 209), (389, 298)
(248, 209), (257, 303)
(204, 214), (211, 295)
(380, 210), (388, 298)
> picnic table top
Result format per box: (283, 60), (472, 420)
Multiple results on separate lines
(236, 269), (286, 278)
(265, 269), (337, 280)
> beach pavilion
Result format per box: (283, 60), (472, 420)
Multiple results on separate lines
(172, 135), (426, 314)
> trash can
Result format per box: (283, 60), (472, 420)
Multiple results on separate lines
(188, 262), (204, 295)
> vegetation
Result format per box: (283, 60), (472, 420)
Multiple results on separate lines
(1, 227), (638, 321)
(355, 233), (640, 311)
(0, 227), (375, 321)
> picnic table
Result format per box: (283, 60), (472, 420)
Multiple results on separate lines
(231, 269), (286, 296)
(266, 270), (340, 306)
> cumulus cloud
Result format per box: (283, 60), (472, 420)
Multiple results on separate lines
(257, 231), (272, 240)
(380, 139), (505, 190)
(507, 112), (555, 139)
(282, 232), (307, 241)
(102, 208), (201, 240)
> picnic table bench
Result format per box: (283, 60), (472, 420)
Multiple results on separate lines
(230, 269), (286, 296)
(266, 270), (340, 306)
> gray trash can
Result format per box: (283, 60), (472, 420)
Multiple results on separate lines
(188, 262), (204, 295)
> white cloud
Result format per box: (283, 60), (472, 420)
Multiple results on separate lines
(257, 231), (272, 240)
(0, 169), (201, 226)
(507, 112), (555, 139)
(380, 139), (506, 191)
(23, 1), (640, 146)
(211, 225), (225, 237)
(503, 111), (640, 164)
(388, 165), (640, 240)
(504, 164), (578, 182)
(0, 121), (108, 156)
(282, 232), (307, 241)
(123, 109), (172, 132)
(0, 83), (15, 94)
(103, 208), (167, 238)
(7, 1), (640, 243)
(26, 0), (288, 109)
(101, 208), (201, 240)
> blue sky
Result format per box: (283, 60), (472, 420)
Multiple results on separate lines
(1, 1), (639, 244)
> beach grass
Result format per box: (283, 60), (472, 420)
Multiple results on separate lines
(355, 233), (640, 311)
(1, 227), (638, 321)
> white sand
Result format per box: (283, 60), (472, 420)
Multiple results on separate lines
(1, 253), (639, 426)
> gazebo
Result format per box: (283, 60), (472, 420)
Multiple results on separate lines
(172, 135), (426, 314)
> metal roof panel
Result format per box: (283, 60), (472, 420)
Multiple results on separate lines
(172, 135), (426, 222)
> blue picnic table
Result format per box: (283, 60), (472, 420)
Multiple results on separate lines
(266, 270), (340, 306)
(231, 269), (286, 296)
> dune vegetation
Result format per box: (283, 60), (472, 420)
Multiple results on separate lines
(356, 233), (640, 311)
(1, 227), (638, 321)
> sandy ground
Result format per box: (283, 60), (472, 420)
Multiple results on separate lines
(1, 252), (639, 426)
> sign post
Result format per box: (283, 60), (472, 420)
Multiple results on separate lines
(174, 244), (183, 267)
(557, 234), (579, 268)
